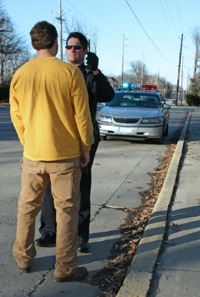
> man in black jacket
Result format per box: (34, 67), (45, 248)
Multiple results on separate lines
(35, 32), (114, 252)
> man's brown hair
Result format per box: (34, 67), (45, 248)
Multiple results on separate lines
(30, 21), (58, 50)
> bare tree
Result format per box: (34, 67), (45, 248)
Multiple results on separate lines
(0, 4), (30, 84)
(192, 26), (200, 77)
(128, 60), (149, 84)
(63, 16), (98, 53)
(186, 26), (200, 103)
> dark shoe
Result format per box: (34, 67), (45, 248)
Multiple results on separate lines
(19, 266), (31, 273)
(78, 237), (89, 253)
(35, 234), (56, 247)
(53, 267), (88, 282)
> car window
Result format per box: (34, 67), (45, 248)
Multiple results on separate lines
(106, 93), (160, 108)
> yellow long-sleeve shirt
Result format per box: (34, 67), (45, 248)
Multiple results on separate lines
(10, 57), (93, 161)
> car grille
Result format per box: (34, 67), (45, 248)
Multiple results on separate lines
(113, 117), (139, 124)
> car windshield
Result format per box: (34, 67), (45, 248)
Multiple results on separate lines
(106, 93), (161, 108)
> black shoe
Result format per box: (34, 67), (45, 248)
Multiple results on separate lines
(78, 237), (89, 253)
(35, 234), (56, 247)
(19, 266), (31, 273)
(53, 267), (88, 282)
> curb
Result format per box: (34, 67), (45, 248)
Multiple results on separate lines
(116, 111), (191, 297)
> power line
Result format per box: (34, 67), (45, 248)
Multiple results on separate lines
(159, 0), (178, 47)
(63, 0), (125, 62)
(175, 0), (184, 33)
(125, 0), (174, 65)
(64, 0), (123, 47)
(163, 0), (179, 36)
(56, 0), (64, 60)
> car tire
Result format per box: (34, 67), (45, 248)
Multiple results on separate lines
(154, 135), (163, 144)
(164, 123), (168, 136)
(154, 127), (164, 144)
(101, 135), (107, 141)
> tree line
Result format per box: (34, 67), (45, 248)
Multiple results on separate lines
(187, 26), (200, 105)
(0, 0), (31, 86)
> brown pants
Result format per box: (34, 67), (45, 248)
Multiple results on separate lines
(13, 156), (81, 277)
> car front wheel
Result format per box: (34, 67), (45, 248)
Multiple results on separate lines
(164, 123), (168, 136)
(100, 135), (107, 141)
(154, 126), (164, 144)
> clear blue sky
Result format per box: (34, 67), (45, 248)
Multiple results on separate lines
(2, 0), (200, 89)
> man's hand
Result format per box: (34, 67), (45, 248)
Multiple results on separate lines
(86, 52), (99, 71)
(80, 150), (90, 169)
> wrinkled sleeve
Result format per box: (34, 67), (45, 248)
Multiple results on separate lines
(71, 68), (93, 151)
(9, 76), (25, 146)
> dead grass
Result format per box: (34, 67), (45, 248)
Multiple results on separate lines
(90, 143), (176, 296)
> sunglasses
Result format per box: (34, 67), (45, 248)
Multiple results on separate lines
(65, 45), (82, 50)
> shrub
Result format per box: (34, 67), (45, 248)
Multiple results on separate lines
(186, 93), (200, 106)
(0, 86), (10, 102)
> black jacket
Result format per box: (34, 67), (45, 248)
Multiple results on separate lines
(79, 64), (115, 122)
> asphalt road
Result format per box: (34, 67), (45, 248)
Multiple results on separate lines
(0, 105), (189, 297)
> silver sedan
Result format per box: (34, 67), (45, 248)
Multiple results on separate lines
(97, 90), (171, 144)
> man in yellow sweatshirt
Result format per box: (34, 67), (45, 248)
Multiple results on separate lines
(10, 20), (93, 282)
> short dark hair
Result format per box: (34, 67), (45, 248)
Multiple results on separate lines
(66, 32), (88, 50)
(30, 21), (58, 50)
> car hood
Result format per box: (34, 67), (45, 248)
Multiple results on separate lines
(99, 106), (163, 118)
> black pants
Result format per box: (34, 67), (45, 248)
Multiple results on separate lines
(39, 139), (99, 242)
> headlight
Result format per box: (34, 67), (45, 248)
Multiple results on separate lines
(97, 113), (112, 123)
(141, 117), (164, 124)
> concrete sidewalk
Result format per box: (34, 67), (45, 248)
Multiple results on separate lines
(117, 107), (200, 297)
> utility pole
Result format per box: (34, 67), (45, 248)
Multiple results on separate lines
(140, 53), (144, 84)
(180, 56), (184, 105)
(57, 0), (63, 60)
(186, 69), (190, 95)
(175, 33), (183, 105)
(121, 34), (124, 84)
(121, 34), (128, 84)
